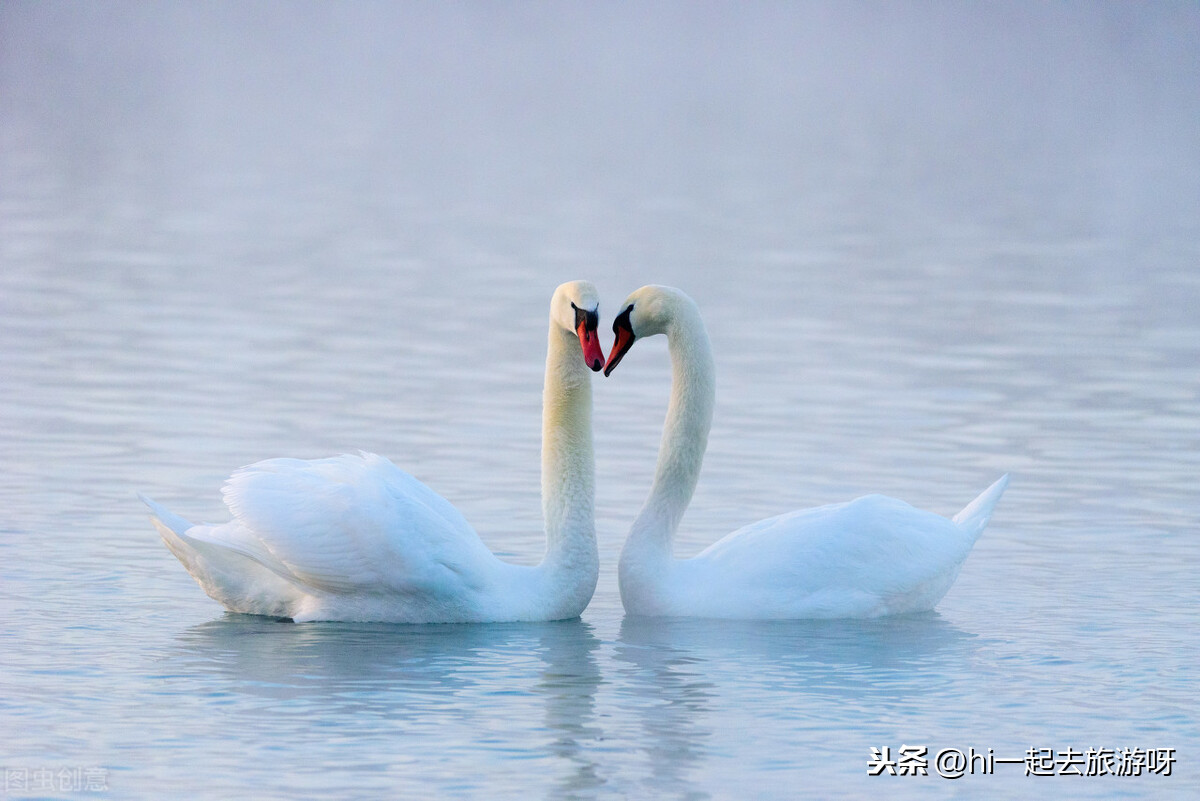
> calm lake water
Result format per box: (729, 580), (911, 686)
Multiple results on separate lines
(2, 3), (1198, 799)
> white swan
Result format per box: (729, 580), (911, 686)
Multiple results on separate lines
(140, 280), (606, 623)
(603, 284), (1009, 619)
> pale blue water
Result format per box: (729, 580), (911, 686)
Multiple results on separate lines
(2, 3), (1198, 799)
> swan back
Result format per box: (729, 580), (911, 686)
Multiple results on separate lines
(218, 453), (491, 594)
(676, 494), (977, 618)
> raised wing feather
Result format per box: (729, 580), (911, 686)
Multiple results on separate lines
(212, 452), (497, 596)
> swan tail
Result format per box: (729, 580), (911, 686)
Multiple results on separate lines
(138, 493), (214, 575)
(952, 474), (1010, 542)
(138, 493), (194, 537)
(138, 493), (301, 616)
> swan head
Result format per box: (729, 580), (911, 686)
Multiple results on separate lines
(603, 285), (693, 376)
(553, 280), (605, 372)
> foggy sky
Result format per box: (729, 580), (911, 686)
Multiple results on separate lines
(2, 2), (1198, 241)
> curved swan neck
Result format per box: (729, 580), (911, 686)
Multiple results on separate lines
(540, 320), (598, 580)
(627, 296), (715, 561)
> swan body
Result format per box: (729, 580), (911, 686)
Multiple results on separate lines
(604, 285), (1009, 619)
(141, 281), (606, 623)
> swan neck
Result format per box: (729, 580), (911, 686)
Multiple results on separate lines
(628, 304), (715, 560)
(540, 322), (598, 588)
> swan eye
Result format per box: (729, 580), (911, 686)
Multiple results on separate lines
(571, 302), (599, 334)
(612, 304), (634, 335)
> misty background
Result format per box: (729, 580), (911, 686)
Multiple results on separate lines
(4, 2), (1197, 255)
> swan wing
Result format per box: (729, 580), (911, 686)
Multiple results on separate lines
(695, 495), (974, 599)
(206, 452), (497, 596)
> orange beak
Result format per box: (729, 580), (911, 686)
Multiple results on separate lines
(577, 320), (604, 372)
(604, 324), (635, 376)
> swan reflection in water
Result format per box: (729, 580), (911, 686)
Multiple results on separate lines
(617, 613), (978, 701)
(612, 612), (979, 796)
(169, 615), (604, 796)
(166, 612), (977, 796)
(613, 620), (717, 800)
